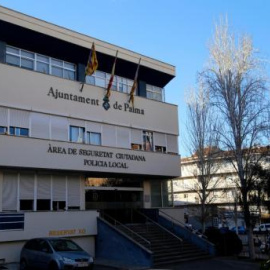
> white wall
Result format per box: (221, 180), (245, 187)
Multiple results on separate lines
(0, 211), (98, 243)
(0, 64), (178, 136)
(0, 135), (180, 177)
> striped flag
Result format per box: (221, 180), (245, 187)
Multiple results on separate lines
(105, 50), (118, 99)
(80, 42), (98, 92)
(85, 42), (98, 76)
(129, 58), (141, 106)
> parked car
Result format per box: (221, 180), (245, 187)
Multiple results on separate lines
(230, 226), (246, 234)
(253, 223), (270, 234)
(20, 237), (94, 270)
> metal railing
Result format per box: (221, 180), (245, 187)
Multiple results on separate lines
(158, 209), (207, 238)
(100, 212), (151, 249)
(158, 209), (215, 252)
(133, 209), (183, 249)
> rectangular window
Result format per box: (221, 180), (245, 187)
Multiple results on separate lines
(86, 132), (101, 145)
(118, 77), (128, 93)
(53, 201), (66, 211)
(70, 126), (85, 143)
(94, 71), (106, 88)
(146, 85), (164, 102)
(9, 127), (29, 137)
(155, 145), (166, 153)
(143, 131), (153, 151)
(20, 200), (34, 211)
(131, 143), (142, 150)
(37, 199), (51, 211)
(6, 46), (76, 81)
(0, 126), (7, 134)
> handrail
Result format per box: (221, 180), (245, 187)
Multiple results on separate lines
(158, 209), (214, 246)
(134, 209), (183, 246)
(158, 209), (187, 227)
(100, 212), (151, 248)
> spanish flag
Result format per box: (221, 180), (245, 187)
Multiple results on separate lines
(85, 42), (98, 76)
(105, 50), (118, 99)
(129, 58), (141, 106)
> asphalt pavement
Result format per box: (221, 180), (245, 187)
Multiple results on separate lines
(1, 257), (262, 270)
(161, 257), (261, 270)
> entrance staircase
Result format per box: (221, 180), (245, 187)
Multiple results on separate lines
(100, 209), (212, 267)
(123, 222), (210, 267)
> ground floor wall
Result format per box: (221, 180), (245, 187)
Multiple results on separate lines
(0, 211), (98, 263)
(0, 168), (176, 263)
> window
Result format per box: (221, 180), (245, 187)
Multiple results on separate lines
(9, 127), (29, 137)
(70, 126), (85, 143)
(94, 71), (106, 88)
(38, 240), (52, 253)
(6, 46), (76, 81)
(36, 54), (49, 74)
(20, 200), (34, 211)
(131, 143), (142, 150)
(0, 126), (7, 134)
(118, 77), (128, 93)
(53, 201), (66, 211)
(37, 199), (51, 211)
(86, 132), (101, 145)
(146, 85), (164, 102)
(155, 145), (166, 153)
(143, 131), (153, 151)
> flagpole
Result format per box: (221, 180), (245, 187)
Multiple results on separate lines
(129, 58), (141, 106)
(103, 50), (118, 110)
(105, 50), (118, 99)
(80, 80), (86, 92)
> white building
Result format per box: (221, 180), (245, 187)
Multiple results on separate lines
(0, 6), (180, 263)
(173, 148), (270, 228)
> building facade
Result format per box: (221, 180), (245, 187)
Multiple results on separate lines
(173, 149), (270, 228)
(0, 6), (180, 262)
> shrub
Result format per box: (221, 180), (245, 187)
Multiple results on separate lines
(205, 227), (243, 256)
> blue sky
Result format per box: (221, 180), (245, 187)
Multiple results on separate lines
(0, 0), (269, 156)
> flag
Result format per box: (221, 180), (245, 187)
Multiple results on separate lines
(80, 42), (98, 92)
(85, 42), (98, 76)
(105, 50), (118, 99)
(129, 58), (141, 106)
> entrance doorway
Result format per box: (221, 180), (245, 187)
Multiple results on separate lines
(85, 177), (143, 210)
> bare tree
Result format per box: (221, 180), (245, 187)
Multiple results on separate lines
(201, 18), (270, 259)
(185, 84), (221, 233)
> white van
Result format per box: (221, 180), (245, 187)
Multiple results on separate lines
(253, 223), (270, 233)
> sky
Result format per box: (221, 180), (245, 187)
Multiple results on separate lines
(0, 0), (269, 157)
